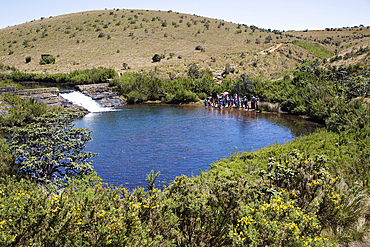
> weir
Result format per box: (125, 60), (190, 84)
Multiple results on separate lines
(60, 91), (115, 113)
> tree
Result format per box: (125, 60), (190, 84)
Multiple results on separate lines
(152, 54), (161, 62)
(8, 110), (96, 187)
(221, 64), (234, 78)
(264, 35), (272, 43)
(234, 73), (255, 96)
(187, 63), (200, 79)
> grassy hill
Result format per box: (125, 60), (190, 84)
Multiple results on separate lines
(0, 9), (369, 79)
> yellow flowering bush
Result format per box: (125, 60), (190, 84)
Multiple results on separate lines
(230, 193), (333, 246)
(0, 174), (145, 246)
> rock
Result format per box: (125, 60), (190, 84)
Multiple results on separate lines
(76, 83), (126, 107)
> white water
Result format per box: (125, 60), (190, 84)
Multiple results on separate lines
(60, 91), (114, 113)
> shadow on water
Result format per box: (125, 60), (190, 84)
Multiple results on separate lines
(73, 104), (321, 189)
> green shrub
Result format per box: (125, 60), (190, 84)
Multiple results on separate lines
(0, 140), (14, 177)
(187, 63), (200, 79)
(165, 89), (198, 103)
(258, 102), (280, 112)
(97, 32), (105, 38)
(195, 45), (203, 51)
(25, 56), (31, 63)
(39, 56), (55, 65)
(198, 92), (207, 100)
(0, 94), (48, 127)
(152, 54), (161, 62)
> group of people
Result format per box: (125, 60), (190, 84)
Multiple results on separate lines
(204, 93), (259, 110)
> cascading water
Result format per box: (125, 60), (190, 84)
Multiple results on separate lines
(60, 91), (114, 113)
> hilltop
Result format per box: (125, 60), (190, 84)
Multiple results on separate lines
(0, 9), (369, 79)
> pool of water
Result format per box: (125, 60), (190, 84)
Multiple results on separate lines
(73, 104), (319, 189)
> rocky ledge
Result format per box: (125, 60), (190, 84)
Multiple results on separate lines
(76, 83), (126, 107)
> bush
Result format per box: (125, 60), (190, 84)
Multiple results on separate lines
(198, 92), (207, 100)
(97, 32), (105, 38)
(195, 45), (203, 51)
(187, 63), (200, 79)
(0, 139), (14, 177)
(0, 94), (48, 127)
(258, 102), (280, 112)
(127, 91), (147, 103)
(165, 90), (198, 103)
(231, 194), (332, 246)
(152, 54), (161, 63)
(39, 56), (55, 65)
(25, 56), (31, 63)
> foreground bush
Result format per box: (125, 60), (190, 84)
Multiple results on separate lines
(231, 194), (332, 246)
(2, 147), (368, 246)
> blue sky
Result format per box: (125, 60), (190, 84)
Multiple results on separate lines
(1, 0), (369, 30)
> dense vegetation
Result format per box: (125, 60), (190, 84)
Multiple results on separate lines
(0, 67), (116, 85)
(0, 62), (369, 246)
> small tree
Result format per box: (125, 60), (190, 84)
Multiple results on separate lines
(265, 35), (272, 43)
(25, 56), (32, 63)
(187, 63), (200, 79)
(221, 64), (235, 77)
(8, 110), (96, 187)
(152, 54), (161, 62)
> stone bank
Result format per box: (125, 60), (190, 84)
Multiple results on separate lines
(75, 83), (125, 107)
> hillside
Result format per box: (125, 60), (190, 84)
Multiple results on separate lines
(0, 9), (369, 79)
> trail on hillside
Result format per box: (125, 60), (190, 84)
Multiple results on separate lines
(260, 43), (283, 54)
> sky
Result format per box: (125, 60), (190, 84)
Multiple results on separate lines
(0, 0), (369, 31)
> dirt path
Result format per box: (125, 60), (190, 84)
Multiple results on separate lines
(260, 43), (283, 54)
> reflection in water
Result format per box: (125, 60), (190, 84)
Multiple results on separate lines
(73, 105), (320, 189)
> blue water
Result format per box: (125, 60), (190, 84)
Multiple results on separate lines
(73, 104), (318, 189)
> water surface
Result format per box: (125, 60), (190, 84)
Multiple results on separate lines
(73, 104), (319, 189)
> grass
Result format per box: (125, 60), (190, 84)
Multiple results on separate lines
(0, 9), (369, 79)
(292, 40), (334, 59)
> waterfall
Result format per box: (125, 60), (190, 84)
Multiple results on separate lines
(60, 91), (114, 113)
